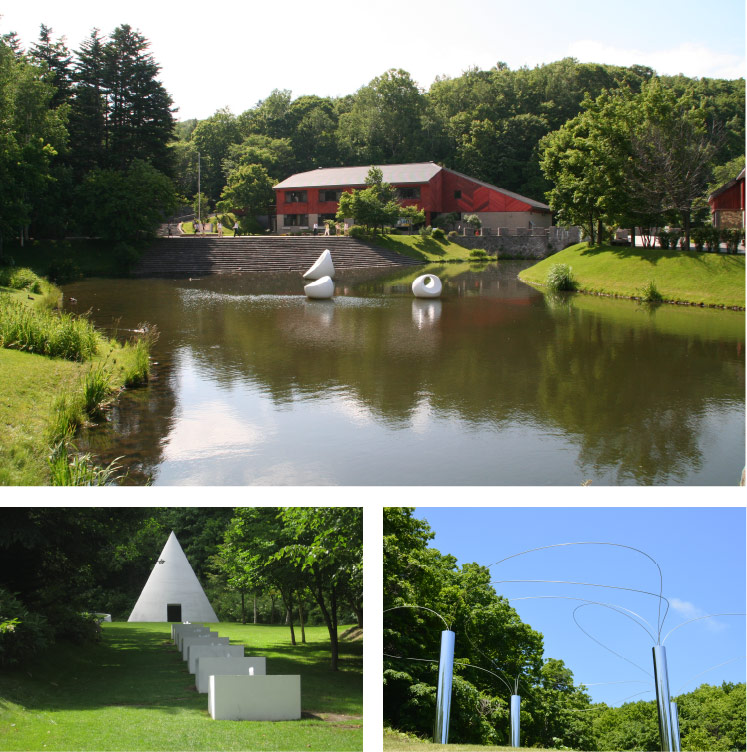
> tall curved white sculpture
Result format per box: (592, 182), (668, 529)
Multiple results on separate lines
(412, 274), (442, 298)
(304, 276), (335, 299)
(303, 249), (335, 280)
(128, 531), (218, 622)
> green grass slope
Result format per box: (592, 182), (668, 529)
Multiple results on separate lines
(368, 234), (474, 262)
(0, 622), (362, 751)
(518, 243), (745, 309)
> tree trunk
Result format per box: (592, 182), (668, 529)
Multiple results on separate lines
(596, 219), (603, 245)
(240, 591), (246, 624)
(311, 568), (339, 671)
(285, 591), (296, 645)
(682, 208), (691, 251)
(298, 596), (306, 644)
(253, 593), (257, 624)
(589, 215), (595, 245)
(354, 601), (362, 629)
(270, 595), (276, 624)
(629, 226), (635, 248)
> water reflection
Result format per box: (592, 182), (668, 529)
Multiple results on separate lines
(67, 263), (744, 485)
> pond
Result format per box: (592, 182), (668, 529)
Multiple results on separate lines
(64, 262), (745, 485)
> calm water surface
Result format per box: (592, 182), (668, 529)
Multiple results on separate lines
(65, 262), (745, 485)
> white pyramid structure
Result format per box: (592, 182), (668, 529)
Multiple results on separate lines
(128, 531), (218, 622)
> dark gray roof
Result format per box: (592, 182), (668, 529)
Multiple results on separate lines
(274, 162), (550, 210)
(274, 163), (442, 189)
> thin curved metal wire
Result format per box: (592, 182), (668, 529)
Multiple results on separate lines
(485, 543), (666, 641)
(672, 656), (746, 695)
(572, 604), (654, 678)
(383, 604), (451, 630)
(662, 613), (746, 644)
(508, 595), (657, 639)
(462, 616), (525, 696)
(384, 651), (516, 694)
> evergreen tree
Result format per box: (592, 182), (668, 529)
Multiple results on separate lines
(28, 24), (73, 108)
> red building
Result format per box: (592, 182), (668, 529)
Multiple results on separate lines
(273, 162), (551, 233)
(708, 168), (745, 229)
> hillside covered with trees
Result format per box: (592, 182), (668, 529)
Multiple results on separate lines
(384, 508), (746, 751)
(0, 507), (362, 670)
(1, 20), (744, 255)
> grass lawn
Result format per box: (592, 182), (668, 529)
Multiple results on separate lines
(367, 234), (475, 262)
(383, 728), (527, 751)
(0, 281), (143, 485)
(0, 622), (362, 751)
(518, 242), (746, 309)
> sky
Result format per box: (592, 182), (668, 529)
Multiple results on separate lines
(2, 0), (745, 122)
(410, 506), (746, 707)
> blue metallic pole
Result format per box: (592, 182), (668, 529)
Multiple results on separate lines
(433, 630), (455, 744)
(652, 646), (674, 751)
(670, 701), (681, 752)
(510, 695), (521, 747)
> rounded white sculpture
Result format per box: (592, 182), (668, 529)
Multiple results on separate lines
(412, 274), (442, 298)
(304, 276), (334, 299)
(303, 249), (335, 280)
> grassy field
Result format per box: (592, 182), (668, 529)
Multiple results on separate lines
(518, 242), (745, 309)
(368, 234), (475, 262)
(0, 276), (144, 485)
(383, 728), (526, 751)
(0, 622), (362, 751)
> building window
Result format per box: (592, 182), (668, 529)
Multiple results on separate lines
(319, 189), (342, 202)
(284, 214), (308, 227)
(319, 213), (337, 222)
(397, 187), (421, 200)
(454, 190), (462, 199)
(285, 190), (307, 203)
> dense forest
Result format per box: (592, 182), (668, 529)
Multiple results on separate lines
(0, 507), (362, 670)
(384, 508), (746, 751)
(1, 22), (744, 256)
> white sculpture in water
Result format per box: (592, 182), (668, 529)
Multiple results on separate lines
(304, 276), (335, 299)
(303, 249), (335, 280)
(412, 274), (443, 298)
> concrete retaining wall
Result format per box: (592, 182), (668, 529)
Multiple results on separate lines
(453, 226), (581, 259)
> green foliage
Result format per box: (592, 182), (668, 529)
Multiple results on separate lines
(46, 256), (82, 284)
(546, 263), (577, 291)
(47, 441), (124, 486)
(216, 162), (275, 218)
(431, 227), (445, 240)
(0, 298), (100, 360)
(448, 230), (458, 239)
(348, 225), (367, 238)
(469, 249), (489, 260)
(418, 225), (432, 237)
(463, 214), (482, 229)
(75, 159), (177, 242)
(0, 266), (43, 292)
(81, 364), (113, 418)
(0, 588), (52, 666)
(640, 279), (664, 302)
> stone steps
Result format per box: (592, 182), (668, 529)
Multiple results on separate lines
(133, 236), (422, 277)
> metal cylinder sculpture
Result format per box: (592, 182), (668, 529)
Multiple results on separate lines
(433, 630), (455, 744)
(510, 694), (521, 748)
(652, 646), (674, 751)
(670, 701), (681, 752)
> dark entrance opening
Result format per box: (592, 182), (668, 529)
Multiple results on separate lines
(167, 604), (182, 622)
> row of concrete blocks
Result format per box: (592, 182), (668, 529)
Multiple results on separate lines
(172, 623), (301, 721)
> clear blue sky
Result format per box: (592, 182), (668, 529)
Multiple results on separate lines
(2, 0), (744, 121)
(412, 507), (746, 707)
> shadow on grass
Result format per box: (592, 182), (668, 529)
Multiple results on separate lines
(578, 243), (744, 269)
(1, 624), (361, 716)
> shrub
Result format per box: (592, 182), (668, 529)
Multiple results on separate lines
(48, 441), (125, 486)
(113, 242), (141, 275)
(0, 266), (43, 292)
(0, 299), (100, 361)
(431, 227), (446, 240)
(47, 257), (82, 284)
(722, 227), (744, 253)
(0, 588), (52, 666)
(640, 279), (663, 302)
(657, 230), (670, 249)
(419, 225), (433, 237)
(348, 225), (367, 238)
(704, 226), (721, 252)
(448, 230), (458, 240)
(469, 249), (489, 260)
(691, 227), (706, 252)
(546, 264), (577, 292)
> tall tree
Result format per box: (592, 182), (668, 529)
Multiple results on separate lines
(28, 24), (73, 108)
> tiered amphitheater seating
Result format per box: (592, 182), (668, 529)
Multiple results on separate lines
(132, 236), (422, 277)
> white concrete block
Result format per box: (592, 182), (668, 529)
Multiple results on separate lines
(196, 655), (266, 692)
(173, 624), (207, 645)
(208, 674), (300, 720)
(181, 633), (223, 659)
(187, 642), (240, 672)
